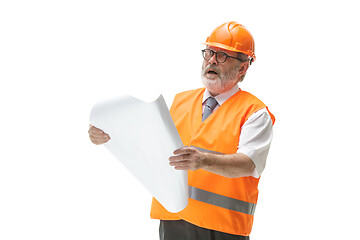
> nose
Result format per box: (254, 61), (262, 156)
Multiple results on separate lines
(208, 53), (218, 65)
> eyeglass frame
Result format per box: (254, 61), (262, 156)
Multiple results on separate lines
(201, 49), (247, 63)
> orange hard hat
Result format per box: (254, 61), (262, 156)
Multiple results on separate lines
(203, 21), (256, 62)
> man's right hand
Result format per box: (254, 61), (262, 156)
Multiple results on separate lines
(88, 124), (111, 145)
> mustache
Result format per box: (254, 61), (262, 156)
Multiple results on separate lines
(203, 64), (221, 75)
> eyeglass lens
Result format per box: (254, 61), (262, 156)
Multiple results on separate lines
(203, 49), (227, 63)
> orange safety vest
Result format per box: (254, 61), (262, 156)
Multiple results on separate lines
(151, 88), (275, 236)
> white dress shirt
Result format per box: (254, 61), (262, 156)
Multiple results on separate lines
(202, 85), (273, 178)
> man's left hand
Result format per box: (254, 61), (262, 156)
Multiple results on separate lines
(169, 147), (207, 171)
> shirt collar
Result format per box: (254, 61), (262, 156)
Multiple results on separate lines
(202, 84), (240, 106)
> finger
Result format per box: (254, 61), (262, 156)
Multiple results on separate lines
(174, 166), (190, 170)
(90, 137), (110, 145)
(89, 126), (106, 134)
(88, 127), (110, 137)
(173, 147), (196, 155)
(90, 133), (110, 142)
(92, 135), (110, 142)
(169, 161), (189, 167)
(90, 131), (110, 138)
(169, 154), (191, 162)
(89, 135), (100, 144)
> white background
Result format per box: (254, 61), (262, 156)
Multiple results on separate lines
(1, 0), (359, 239)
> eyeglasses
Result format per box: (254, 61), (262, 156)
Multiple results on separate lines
(201, 49), (245, 63)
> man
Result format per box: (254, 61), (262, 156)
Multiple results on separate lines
(89, 21), (275, 240)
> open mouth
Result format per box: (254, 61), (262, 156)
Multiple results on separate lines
(206, 69), (218, 75)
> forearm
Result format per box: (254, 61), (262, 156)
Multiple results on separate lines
(169, 147), (255, 178)
(200, 152), (255, 178)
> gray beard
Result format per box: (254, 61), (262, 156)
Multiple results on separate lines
(201, 65), (240, 95)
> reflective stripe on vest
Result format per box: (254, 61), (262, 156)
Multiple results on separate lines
(188, 186), (256, 215)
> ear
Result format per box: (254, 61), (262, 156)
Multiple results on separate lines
(238, 61), (249, 77)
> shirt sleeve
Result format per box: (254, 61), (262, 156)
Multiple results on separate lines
(237, 108), (273, 178)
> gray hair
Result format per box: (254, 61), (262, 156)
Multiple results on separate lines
(237, 52), (250, 82)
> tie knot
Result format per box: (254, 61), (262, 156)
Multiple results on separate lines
(205, 97), (218, 111)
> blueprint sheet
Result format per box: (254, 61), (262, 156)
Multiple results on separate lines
(90, 95), (188, 213)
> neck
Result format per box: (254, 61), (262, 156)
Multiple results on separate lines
(208, 91), (219, 97)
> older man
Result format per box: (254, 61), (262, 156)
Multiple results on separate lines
(89, 21), (275, 240)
